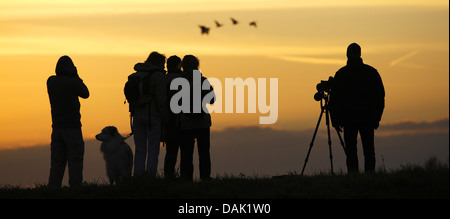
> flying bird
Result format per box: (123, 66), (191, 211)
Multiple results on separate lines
(231, 17), (239, 25)
(199, 25), (210, 35)
(215, 20), (223, 28)
(249, 21), (257, 28)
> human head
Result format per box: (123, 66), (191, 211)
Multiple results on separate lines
(145, 51), (166, 68)
(181, 55), (200, 71)
(346, 43), (361, 59)
(167, 55), (182, 72)
(55, 55), (77, 77)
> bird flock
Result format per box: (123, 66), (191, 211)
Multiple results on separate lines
(199, 17), (257, 35)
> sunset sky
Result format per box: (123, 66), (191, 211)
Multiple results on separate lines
(0, 0), (448, 150)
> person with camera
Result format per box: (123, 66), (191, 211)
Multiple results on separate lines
(330, 43), (385, 173)
(47, 55), (90, 187)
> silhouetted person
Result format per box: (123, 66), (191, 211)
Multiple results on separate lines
(47, 55), (89, 187)
(164, 55), (183, 179)
(178, 55), (215, 181)
(330, 43), (385, 173)
(132, 51), (168, 177)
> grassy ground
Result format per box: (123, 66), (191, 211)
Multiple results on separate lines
(0, 159), (448, 199)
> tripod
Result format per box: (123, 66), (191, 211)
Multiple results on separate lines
(301, 93), (346, 176)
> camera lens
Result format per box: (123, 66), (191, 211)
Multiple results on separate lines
(316, 83), (323, 92)
(314, 92), (323, 101)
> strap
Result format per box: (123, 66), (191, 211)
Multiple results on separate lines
(127, 113), (134, 138)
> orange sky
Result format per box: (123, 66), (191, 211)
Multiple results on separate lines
(0, 0), (448, 149)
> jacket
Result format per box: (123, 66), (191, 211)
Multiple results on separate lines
(165, 70), (182, 140)
(132, 62), (168, 120)
(47, 75), (89, 128)
(330, 58), (385, 128)
(177, 70), (215, 130)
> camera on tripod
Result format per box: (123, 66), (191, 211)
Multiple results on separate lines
(301, 75), (346, 176)
(314, 76), (334, 101)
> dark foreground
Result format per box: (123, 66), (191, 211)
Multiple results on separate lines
(0, 162), (448, 199)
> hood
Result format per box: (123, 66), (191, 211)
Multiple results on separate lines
(134, 62), (165, 73)
(55, 55), (77, 77)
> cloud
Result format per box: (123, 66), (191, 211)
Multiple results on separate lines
(377, 118), (449, 136)
(390, 50), (425, 69)
(270, 55), (344, 65)
(0, 118), (448, 186)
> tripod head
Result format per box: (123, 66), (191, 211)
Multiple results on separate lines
(301, 77), (346, 175)
(313, 76), (334, 102)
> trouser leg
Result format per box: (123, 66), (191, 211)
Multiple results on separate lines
(164, 140), (179, 178)
(133, 115), (148, 175)
(360, 127), (375, 172)
(147, 116), (161, 177)
(344, 126), (359, 173)
(49, 129), (67, 187)
(180, 129), (194, 181)
(196, 128), (211, 180)
(65, 128), (84, 186)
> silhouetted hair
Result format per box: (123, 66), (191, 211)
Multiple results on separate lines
(347, 43), (361, 59)
(167, 55), (182, 72)
(55, 55), (77, 77)
(182, 55), (200, 70)
(145, 51), (166, 67)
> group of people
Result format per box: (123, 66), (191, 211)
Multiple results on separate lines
(129, 52), (215, 181)
(47, 52), (215, 187)
(46, 43), (385, 187)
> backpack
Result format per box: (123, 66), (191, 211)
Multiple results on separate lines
(124, 73), (151, 114)
(123, 72), (152, 137)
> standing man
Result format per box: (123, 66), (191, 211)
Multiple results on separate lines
(177, 55), (215, 181)
(131, 51), (167, 177)
(47, 55), (90, 187)
(330, 43), (385, 173)
(164, 55), (183, 179)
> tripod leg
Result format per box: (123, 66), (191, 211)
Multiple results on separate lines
(325, 108), (334, 175)
(335, 127), (347, 156)
(301, 106), (324, 176)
